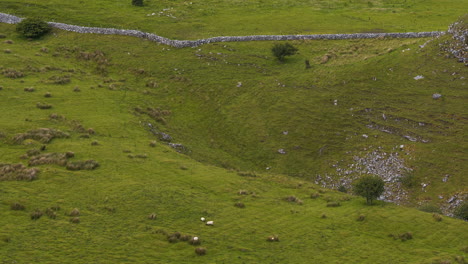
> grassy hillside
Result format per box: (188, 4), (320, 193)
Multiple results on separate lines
(1, 0), (467, 39)
(0, 11), (467, 264)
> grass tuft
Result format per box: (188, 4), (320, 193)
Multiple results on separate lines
(66, 160), (99, 171)
(195, 247), (207, 256)
(10, 202), (25, 211)
(30, 209), (43, 220)
(0, 163), (39, 181)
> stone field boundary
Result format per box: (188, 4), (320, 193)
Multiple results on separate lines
(0, 12), (444, 48)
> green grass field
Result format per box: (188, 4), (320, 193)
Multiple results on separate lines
(1, 0), (467, 39)
(0, 2), (467, 263)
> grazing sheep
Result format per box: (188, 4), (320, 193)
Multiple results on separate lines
(206, 221), (214, 226)
(200, 217), (206, 222)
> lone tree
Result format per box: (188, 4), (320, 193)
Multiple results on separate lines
(454, 202), (468, 221)
(16, 18), (51, 39)
(353, 175), (385, 205)
(271, 43), (298, 62)
(132, 0), (144, 6)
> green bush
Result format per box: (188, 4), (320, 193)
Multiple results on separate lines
(132, 0), (143, 6)
(271, 43), (298, 62)
(16, 18), (51, 39)
(454, 202), (468, 221)
(353, 175), (385, 205)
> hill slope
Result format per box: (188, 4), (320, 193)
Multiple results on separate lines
(0, 14), (467, 264)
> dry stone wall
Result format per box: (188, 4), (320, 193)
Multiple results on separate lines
(0, 12), (443, 48)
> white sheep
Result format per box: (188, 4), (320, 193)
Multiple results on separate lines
(205, 221), (214, 226)
(193, 236), (199, 241)
(200, 217), (206, 222)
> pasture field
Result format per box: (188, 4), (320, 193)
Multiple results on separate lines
(0, 0), (467, 39)
(0, 5), (467, 264)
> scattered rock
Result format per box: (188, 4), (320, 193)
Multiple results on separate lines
(432, 93), (442, 99)
(413, 75), (424, 80)
(277, 149), (286, 154)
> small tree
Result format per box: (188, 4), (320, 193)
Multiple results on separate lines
(271, 43), (298, 62)
(353, 175), (385, 205)
(16, 18), (51, 39)
(454, 202), (468, 221)
(132, 0), (143, 6)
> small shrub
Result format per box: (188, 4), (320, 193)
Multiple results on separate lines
(45, 208), (57, 219)
(47, 75), (71, 85)
(321, 213), (327, 219)
(167, 234), (179, 243)
(357, 215), (366, 221)
(40, 47), (49, 53)
(4, 49), (11, 54)
(135, 154), (147, 159)
(49, 113), (65, 120)
(44, 92), (51, 97)
(30, 209), (43, 220)
(3, 68), (24, 78)
(24, 86), (35, 91)
(271, 43), (298, 62)
(418, 204), (442, 213)
(400, 173), (416, 188)
(66, 160), (99, 170)
(87, 128), (95, 135)
(13, 128), (69, 144)
(91, 140), (99, 146)
(310, 193), (320, 199)
(432, 213), (443, 222)
(148, 213), (157, 220)
(401, 232), (414, 241)
(36, 102), (52, 109)
(234, 202), (245, 208)
(73, 86), (81, 92)
(454, 202), (468, 221)
(266, 235), (279, 242)
(16, 18), (51, 38)
(69, 208), (80, 217)
(132, 0), (144, 6)
(195, 247), (206, 256)
(4, 40), (13, 44)
(70, 217), (80, 223)
(0, 163), (40, 181)
(10, 202), (25, 211)
(326, 202), (341, 207)
(149, 140), (157, 147)
(337, 185), (347, 193)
